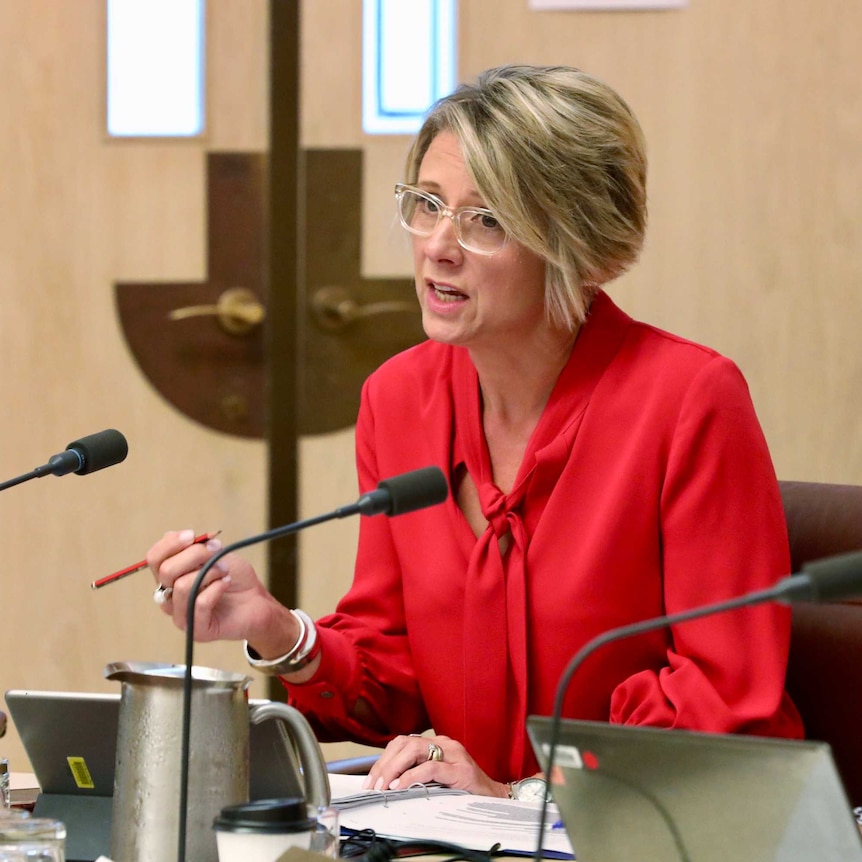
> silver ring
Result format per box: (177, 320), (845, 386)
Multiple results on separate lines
(153, 585), (173, 605)
(426, 742), (443, 762)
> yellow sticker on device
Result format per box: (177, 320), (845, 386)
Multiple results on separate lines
(67, 756), (95, 789)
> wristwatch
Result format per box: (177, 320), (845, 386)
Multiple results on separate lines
(508, 777), (549, 801)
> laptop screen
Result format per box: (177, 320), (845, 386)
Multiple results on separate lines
(527, 716), (862, 862)
(4, 689), (305, 800)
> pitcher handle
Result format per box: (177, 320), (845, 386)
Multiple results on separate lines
(250, 701), (331, 808)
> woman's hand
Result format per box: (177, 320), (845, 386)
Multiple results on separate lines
(361, 734), (509, 798)
(146, 529), (297, 651)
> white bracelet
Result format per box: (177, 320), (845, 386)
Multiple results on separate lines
(243, 609), (320, 676)
(243, 608), (306, 668)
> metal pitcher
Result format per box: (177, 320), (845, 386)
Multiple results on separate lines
(105, 661), (329, 862)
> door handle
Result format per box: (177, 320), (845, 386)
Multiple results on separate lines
(311, 285), (416, 332)
(169, 286), (266, 336)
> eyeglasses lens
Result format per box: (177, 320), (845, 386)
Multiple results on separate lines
(396, 188), (505, 255)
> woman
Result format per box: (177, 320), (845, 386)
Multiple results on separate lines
(147, 65), (803, 800)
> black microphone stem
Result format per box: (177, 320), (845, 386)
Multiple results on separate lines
(172, 466), (447, 861)
(176, 465), (447, 860)
(0, 469), (45, 492)
(0, 463), (73, 492)
(177, 506), (351, 862)
(532, 582), (784, 862)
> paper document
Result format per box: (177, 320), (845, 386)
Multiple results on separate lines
(9, 772), (40, 807)
(330, 773), (574, 858)
(330, 772), (469, 809)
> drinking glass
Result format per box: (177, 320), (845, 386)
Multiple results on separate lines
(0, 816), (66, 862)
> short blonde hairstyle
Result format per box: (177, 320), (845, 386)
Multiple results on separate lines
(405, 65), (648, 330)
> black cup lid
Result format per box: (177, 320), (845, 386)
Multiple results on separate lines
(213, 797), (316, 834)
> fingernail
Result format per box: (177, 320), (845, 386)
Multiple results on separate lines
(361, 775), (372, 790)
(179, 529), (195, 543)
(206, 538), (223, 552)
(373, 777), (384, 791)
(220, 575), (232, 587)
(389, 778), (401, 790)
(214, 559), (230, 574)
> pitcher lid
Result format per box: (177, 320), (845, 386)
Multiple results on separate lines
(104, 661), (253, 690)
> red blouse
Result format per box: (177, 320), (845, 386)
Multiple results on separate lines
(285, 291), (803, 782)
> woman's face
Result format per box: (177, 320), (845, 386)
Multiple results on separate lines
(411, 131), (548, 351)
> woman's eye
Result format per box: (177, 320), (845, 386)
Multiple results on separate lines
(461, 210), (502, 232)
(419, 197), (440, 215)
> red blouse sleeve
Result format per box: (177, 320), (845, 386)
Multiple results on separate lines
(282, 377), (430, 745)
(608, 356), (802, 737)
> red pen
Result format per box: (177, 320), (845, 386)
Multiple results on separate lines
(90, 531), (220, 590)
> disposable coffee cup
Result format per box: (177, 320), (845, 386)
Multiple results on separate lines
(214, 798), (338, 862)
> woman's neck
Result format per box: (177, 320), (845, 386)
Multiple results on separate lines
(471, 326), (579, 429)
(469, 326), (579, 494)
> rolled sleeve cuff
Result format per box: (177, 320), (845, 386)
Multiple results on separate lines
(279, 625), (391, 744)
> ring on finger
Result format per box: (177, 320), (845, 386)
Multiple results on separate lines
(426, 742), (443, 762)
(153, 585), (174, 605)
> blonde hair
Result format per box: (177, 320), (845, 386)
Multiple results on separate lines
(405, 65), (648, 330)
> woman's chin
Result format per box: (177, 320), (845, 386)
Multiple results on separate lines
(421, 316), (471, 347)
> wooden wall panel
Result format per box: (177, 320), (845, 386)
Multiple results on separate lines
(0, 0), (269, 772)
(454, 0), (862, 483)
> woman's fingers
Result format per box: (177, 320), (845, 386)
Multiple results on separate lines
(363, 735), (452, 791)
(361, 734), (507, 797)
(148, 532), (223, 592)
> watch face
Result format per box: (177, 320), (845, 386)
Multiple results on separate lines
(514, 777), (547, 801)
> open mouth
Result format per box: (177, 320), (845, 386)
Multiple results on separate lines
(429, 282), (467, 303)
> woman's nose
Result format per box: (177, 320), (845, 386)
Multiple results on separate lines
(424, 213), (462, 260)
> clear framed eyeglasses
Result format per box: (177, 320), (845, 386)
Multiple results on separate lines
(394, 183), (508, 255)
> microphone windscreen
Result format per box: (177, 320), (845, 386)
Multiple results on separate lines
(800, 551), (862, 602)
(378, 466), (448, 516)
(66, 429), (129, 475)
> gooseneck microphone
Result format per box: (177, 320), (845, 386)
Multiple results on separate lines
(354, 467), (450, 516)
(531, 550), (862, 861)
(0, 429), (129, 492)
(176, 466), (449, 862)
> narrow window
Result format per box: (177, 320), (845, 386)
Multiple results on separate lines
(106, 0), (205, 138)
(363, 0), (457, 135)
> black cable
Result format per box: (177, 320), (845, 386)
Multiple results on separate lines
(393, 839), (502, 862)
(340, 830), (395, 861)
(340, 828), (381, 857)
(340, 828), (502, 862)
